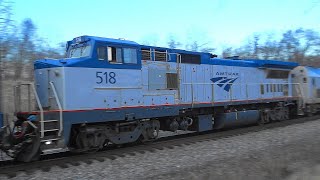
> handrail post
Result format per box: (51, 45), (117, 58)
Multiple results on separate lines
(13, 85), (18, 113)
(191, 83), (194, 108)
(49, 82), (63, 137)
(30, 83), (44, 138)
(28, 84), (31, 112)
(212, 83), (214, 105)
(246, 84), (248, 101)
(230, 83), (232, 101)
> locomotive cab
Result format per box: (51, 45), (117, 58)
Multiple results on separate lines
(290, 66), (320, 114)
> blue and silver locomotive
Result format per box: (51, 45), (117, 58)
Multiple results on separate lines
(1, 35), (316, 162)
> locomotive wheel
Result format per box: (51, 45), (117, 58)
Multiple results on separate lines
(139, 120), (160, 143)
(74, 130), (105, 152)
(258, 111), (269, 125)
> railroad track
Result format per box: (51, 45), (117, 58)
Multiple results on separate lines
(0, 115), (319, 178)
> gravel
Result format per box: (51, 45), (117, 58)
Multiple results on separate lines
(3, 119), (320, 180)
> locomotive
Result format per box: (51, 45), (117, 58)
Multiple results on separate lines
(0, 35), (319, 162)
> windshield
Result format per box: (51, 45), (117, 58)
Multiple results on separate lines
(67, 44), (92, 58)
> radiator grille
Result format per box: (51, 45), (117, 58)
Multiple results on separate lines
(155, 51), (167, 61)
(166, 73), (178, 89)
(141, 49), (151, 60)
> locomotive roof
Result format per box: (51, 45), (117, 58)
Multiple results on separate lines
(36, 35), (299, 70)
(86, 35), (298, 69)
(68, 35), (140, 46)
(306, 66), (320, 77)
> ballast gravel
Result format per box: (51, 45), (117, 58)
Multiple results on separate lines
(4, 119), (320, 180)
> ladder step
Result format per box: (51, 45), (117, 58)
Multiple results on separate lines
(41, 138), (60, 142)
(42, 148), (66, 154)
(40, 120), (59, 123)
(41, 129), (59, 132)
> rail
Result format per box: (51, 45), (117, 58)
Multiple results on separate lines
(49, 82), (63, 137)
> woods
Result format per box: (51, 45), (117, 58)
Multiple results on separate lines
(221, 29), (320, 66)
(0, 0), (63, 116)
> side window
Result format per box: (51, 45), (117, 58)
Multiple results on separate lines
(97, 46), (138, 64)
(180, 53), (201, 64)
(108, 47), (123, 63)
(123, 48), (137, 64)
(317, 89), (320, 98)
(272, 84), (275, 92)
(283, 84), (288, 96)
(312, 78), (315, 86)
(260, 84), (264, 95)
(97, 47), (107, 60)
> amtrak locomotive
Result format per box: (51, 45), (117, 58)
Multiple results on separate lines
(0, 35), (320, 162)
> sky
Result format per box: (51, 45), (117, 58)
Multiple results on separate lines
(10, 0), (320, 52)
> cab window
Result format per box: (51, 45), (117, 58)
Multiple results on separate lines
(108, 47), (122, 63)
(97, 47), (106, 60)
(97, 46), (137, 64)
(68, 43), (91, 58)
(123, 48), (137, 64)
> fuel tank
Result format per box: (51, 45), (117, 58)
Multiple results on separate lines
(214, 110), (260, 129)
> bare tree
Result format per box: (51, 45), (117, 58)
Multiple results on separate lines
(0, 0), (13, 112)
(221, 28), (320, 66)
(14, 18), (37, 80)
(221, 47), (233, 58)
(167, 35), (181, 49)
(186, 41), (215, 53)
(279, 28), (320, 64)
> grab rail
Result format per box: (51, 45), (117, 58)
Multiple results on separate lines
(49, 82), (63, 137)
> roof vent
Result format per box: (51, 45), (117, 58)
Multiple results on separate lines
(210, 54), (218, 58)
(225, 56), (241, 60)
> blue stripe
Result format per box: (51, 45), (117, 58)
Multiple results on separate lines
(34, 58), (142, 70)
(202, 58), (298, 69)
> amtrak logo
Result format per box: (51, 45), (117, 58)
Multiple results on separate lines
(210, 77), (238, 92)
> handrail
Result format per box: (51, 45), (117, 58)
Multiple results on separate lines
(175, 53), (181, 103)
(30, 83), (44, 138)
(296, 83), (305, 108)
(49, 82), (63, 137)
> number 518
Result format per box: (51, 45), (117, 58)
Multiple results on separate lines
(96, 72), (116, 84)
